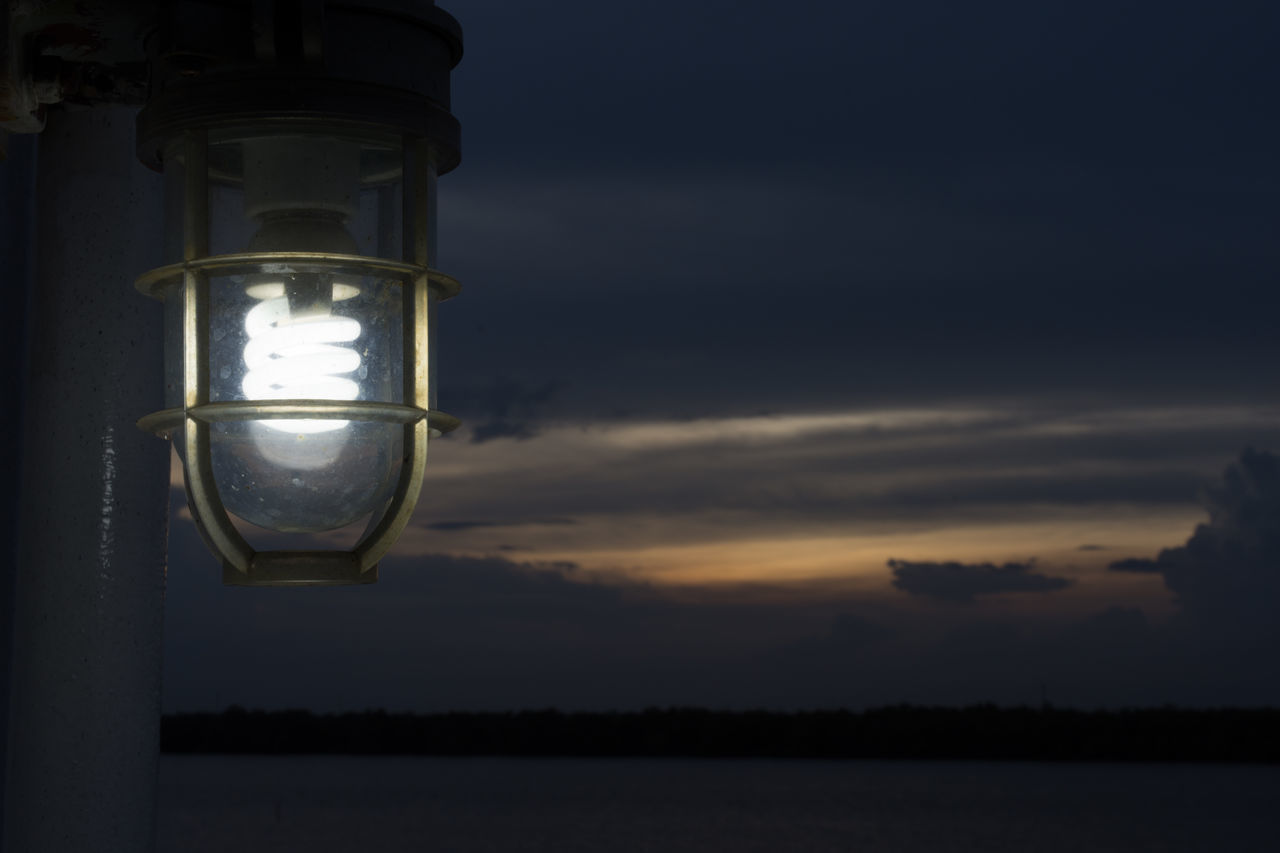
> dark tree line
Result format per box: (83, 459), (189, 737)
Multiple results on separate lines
(160, 705), (1280, 762)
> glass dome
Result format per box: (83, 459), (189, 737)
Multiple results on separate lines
(207, 272), (405, 532)
(161, 128), (411, 533)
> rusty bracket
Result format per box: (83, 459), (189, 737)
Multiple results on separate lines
(2, 1), (153, 133)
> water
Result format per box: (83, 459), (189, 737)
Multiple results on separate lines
(157, 755), (1280, 852)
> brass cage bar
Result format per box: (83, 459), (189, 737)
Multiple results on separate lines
(134, 253), (460, 301)
(179, 130), (256, 574)
(137, 402), (459, 437)
(348, 138), (435, 572)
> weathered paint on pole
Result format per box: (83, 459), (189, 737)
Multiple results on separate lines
(3, 104), (168, 853)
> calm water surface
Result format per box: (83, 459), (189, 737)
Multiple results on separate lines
(157, 755), (1280, 852)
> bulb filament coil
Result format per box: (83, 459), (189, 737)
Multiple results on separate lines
(242, 296), (362, 434)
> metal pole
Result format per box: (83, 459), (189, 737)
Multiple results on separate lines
(3, 104), (168, 853)
(0, 126), (37, 852)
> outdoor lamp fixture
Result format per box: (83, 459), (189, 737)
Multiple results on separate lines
(132, 0), (464, 586)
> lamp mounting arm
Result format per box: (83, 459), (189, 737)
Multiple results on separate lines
(1, 1), (154, 138)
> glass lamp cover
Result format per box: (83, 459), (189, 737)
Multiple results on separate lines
(164, 129), (409, 533)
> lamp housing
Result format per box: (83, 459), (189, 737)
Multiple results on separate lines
(135, 0), (463, 586)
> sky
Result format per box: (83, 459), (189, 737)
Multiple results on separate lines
(163, 0), (1280, 712)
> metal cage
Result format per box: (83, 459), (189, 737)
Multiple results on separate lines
(133, 1), (464, 585)
(137, 131), (460, 585)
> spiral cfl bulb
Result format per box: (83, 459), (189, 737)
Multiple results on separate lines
(236, 137), (370, 471)
(242, 293), (362, 434)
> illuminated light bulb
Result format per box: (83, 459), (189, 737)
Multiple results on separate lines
(237, 273), (365, 470)
(242, 289), (362, 434)
(238, 134), (365, 469)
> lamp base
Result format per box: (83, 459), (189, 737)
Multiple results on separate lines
(222, 551), (378, 586)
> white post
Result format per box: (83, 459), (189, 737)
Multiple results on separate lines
(0, 126), (38, 851)
(3, 104), (168, 853)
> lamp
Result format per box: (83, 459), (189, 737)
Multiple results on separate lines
(134, 0), (463, 586)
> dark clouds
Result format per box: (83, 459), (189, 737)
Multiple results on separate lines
(1108, 557), (1162, 574)
(1108, 449), (1280, 631)
(163, 445), (1280, 711)
(162, 523), (1062, 712)
(446, 377), (561, 443)
(164, 518), (838, 711)
(424, 518), (576, 533)
(411, 405), (1280, 551)
(458, 0), (1280, 169)
(829, 613), (892, 648)
(439, 0), (1280, 423)
(888, 559), (1072, 603)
